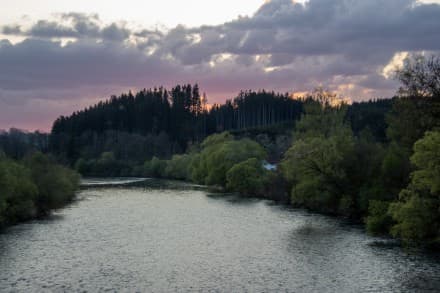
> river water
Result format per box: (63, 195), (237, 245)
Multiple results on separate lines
(1, 179), (439, 292)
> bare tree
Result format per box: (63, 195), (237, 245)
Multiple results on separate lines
(396, 54), (440, 98)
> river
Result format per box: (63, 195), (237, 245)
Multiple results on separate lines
(1, 179), (439, 292)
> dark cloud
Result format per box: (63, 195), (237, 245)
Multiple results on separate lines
(2, 13), (131, 41)
(1, 0), (440, 130)
(1, 25), (22, 35)
(29, 20), (79, 38)
(0, 38), (178, 90)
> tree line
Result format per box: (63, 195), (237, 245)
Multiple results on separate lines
(0, 129), (49, 159)
(49, 86), (304, 165)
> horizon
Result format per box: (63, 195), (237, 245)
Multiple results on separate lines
(1, 0), (440, 131)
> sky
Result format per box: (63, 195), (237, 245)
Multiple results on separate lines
(1, 0), (440, 131)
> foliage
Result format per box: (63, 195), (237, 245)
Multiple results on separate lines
(210, 90), (303, 131)
(143, 156), (167, 178)
(282, 130), (356, 214)
(50, 86), (303, 166)
(24, 152), (80, 211)
(379, 142), (411, 197)
(366, 200), (392, 235)
(386, 97), (440, 150)
(0, 128), (49, 159)
(388, 131), (440, 245)
(389, 194), (437, 245)
(200, 131), (233, 148)
(345, 99), (393, 142)
(0, 152), (79, 228)
(410, 131), (440, 194)
(191, 133), (266, 186)
(163, 154), (195, 180)
(0, 158), (38, 226)
(74, 151), (132, 177)
(226, 158), (268, 195)
(282, 103), (360, 215)
(353, 131), (388, 213)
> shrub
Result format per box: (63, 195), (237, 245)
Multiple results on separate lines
(25, 152), (80, 212)
(144, 156), (167, 178)
(193, 137), (266, 186)
(164, 154), (194, 180)
(366, 200), (392, 235)
(226, 158), (268, 195)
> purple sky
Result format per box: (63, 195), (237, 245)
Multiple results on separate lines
(1, 0), (440, 131)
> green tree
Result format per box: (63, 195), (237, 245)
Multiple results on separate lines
(144, 156), (167, 178)
(191, 132), (266, 186)
(25, 152), (79, 213)
(0, 158), (38, 226)
(366, 200), (392, 235)
(164, 154), (194, 180)
(389, 131), (440, 245)
(281, 102), (359, 215)
(226, 158), (268, 195)
(410, 131), (440, 194)
(282, 129), (356, 214)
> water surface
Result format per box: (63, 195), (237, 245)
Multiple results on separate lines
(1, 180), (439, 292)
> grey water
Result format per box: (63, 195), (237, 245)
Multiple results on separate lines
(1, 179), (439, 292)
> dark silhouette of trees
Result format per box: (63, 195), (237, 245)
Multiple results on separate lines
(0, 129), (49, 159)
(345, 99), (393, 142)
(49, 85), (305, 165)
(210, 90), (303, 131)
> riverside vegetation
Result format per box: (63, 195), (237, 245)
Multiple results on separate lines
(1, 55), (439, 248)
(0, 152), (79, 228)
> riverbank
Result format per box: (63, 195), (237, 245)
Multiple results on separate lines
(0, 153), (79, 229)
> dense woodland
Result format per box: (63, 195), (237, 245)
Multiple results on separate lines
(49, 87), (303, 165)
(0, 129), (49, 159)
(1, 55), (439, 249)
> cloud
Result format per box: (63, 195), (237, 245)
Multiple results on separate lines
(1, 25), (22, 35)
(0, 0), (440, 130)
(2, 13), (131, 41)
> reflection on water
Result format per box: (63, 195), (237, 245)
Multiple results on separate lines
(80, 177), (149, 186)
(1, 179), (439, 292)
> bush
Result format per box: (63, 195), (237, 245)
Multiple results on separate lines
(389, 193), (437, 244)
(0, 152), (79, 227)
(226, 158), (268, 195)
(143, 156), (167, 178)
(366, 200), (392, 235)
(281, 129), (356, 214)
(25, 152), (80, 212)
(75, 152), (134, 177)
(0, 158), (38, 226)
(191, 133), (267, 187)
(164, 154), (194, 180)
(387, 131), (440, 245)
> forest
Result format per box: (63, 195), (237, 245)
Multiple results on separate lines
(49, 86), (303, 166)
(1, 55), (439, 249)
